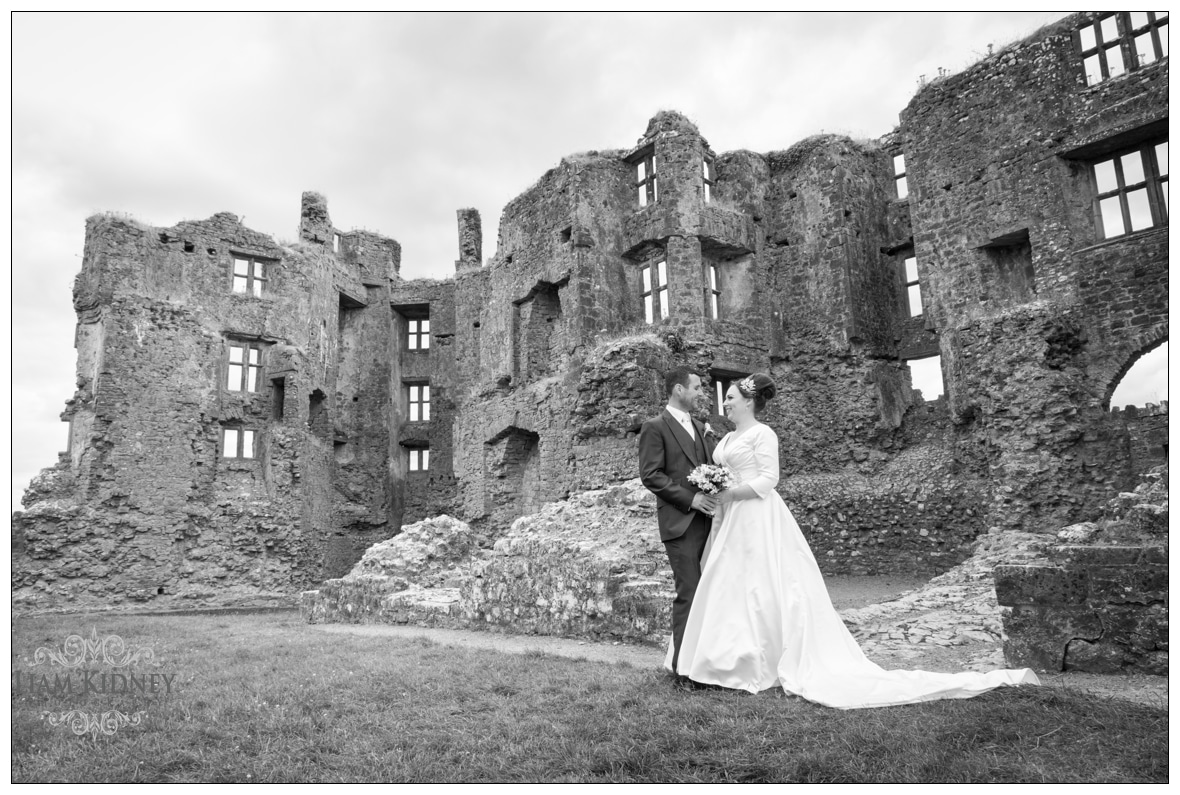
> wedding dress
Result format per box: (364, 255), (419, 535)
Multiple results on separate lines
(667, 422), (1040, 709)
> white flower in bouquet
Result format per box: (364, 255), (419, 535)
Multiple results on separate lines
(688, 464), (739, 495)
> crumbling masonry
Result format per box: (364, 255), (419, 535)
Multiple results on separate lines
(13, 12), (1167, 613)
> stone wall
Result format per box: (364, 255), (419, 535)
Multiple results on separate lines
(941, 304), (1138, 531)
(1115, 402), (1168, 475)
(898, 12), (1167, 531)
(389, 276), (459, 525)
(763, 135), (900, 357)
(995, 466), (1167, 674)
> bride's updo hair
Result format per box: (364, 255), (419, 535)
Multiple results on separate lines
(736, 372), (776, 414)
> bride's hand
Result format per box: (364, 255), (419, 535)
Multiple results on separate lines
(716, 489), (735, 505)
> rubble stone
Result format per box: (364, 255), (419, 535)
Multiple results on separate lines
(302, 480), (674, 643)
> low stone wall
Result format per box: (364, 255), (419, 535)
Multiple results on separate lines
(995, 545), (1167, 674)
(300, 581), (465, 628)
(993, 466), (1168, 674)
(782, 444), (987, 576)
(13, 496), (304, 610)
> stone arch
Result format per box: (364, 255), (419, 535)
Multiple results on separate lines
(1099, 330), (1168, 411)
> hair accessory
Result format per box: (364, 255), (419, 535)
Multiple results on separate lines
(738, 375), (757, 396)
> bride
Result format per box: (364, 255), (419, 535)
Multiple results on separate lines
(668, 372), (1040, 709)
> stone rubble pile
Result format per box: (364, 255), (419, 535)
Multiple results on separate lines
(299, 515), (477, 626)
(461, 479), (671, 642)
(345, 514), (477, 587)
(301, 481), (676, 641)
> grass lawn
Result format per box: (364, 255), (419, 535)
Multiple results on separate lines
(10, 612), (1168, 783)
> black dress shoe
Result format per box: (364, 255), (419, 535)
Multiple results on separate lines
(670, 674), (720, 692)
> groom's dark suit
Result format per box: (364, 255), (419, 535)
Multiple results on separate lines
(638, 409), (717, 673)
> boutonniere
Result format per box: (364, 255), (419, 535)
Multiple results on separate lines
(704, 423), (719, 439)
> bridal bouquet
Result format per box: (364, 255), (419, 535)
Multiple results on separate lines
(688, 463), (739, 495)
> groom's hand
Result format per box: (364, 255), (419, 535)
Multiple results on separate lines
(692, 493), (718, 516)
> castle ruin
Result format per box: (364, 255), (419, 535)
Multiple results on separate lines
(13, 12), (1168, 609)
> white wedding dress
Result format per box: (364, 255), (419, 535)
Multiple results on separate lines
(666, 422), (1040, 709)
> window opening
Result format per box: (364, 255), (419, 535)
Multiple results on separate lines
(222, 427), (256, 459)
(408, 317), (431, 350)
(907, 355), (944, 401)
(707, 263), (720, 320)
(640, 259), (669, 324)
(1129, 11), (1169, 67)
(227, 342), (263, 392)
(232, 256), (266, 297)
(902, 252), (923, 317)
(408, 446), (430, 472)
(636, 150), (658, 207)
(1092, 140), (1168, 238)
(272, 377), (286, 420)
(1079, 12), (1168, 85)
(893, 154), (909, 199)
(711, 371), (749, 414)
(408, 383), (431, 422)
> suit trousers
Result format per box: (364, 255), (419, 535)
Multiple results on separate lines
(663, 510), (713, 674)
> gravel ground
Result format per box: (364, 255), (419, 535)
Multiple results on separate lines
(307, 574), (1168, 710)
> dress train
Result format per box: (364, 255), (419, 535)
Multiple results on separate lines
(664, 423), (1039, 709)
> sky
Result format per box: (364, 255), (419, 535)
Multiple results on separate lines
(9, 10), (1169, 509)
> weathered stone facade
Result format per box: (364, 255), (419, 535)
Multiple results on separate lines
(13, 199), (405, 606)
(13, 12), (1167, 610)
(1114, 401), (1168, 475)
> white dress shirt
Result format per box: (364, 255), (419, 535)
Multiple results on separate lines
(666, 404), (695, 440)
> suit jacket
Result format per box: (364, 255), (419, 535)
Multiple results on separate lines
(638, 409), (717, 542)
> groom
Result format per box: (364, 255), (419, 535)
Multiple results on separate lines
(637, 367), (718, 676)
